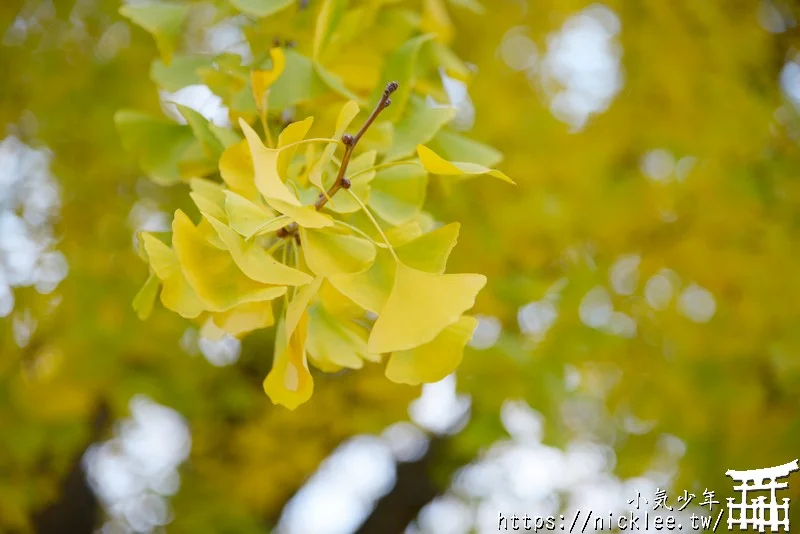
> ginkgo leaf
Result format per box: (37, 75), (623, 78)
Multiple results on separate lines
(384, 97), (455, 162)
(313, 0), (348, 60)
(368, 262), (486, 353)
(385, 315), (477, 385)
(189, 178), (227, 222)
(417, 144), (514, 184)
(141, 232), (204, 318)
(119, 2), (189, 64)
(175, 105), (224, 161)
(314, 64), (364, 104)
(308, 100), (360, 192)
(224, 190), (287, 239)
(264, 315), (313, 410)
(375, 34), (435, 121)
(219, 140), (259, 201)
(115, 110), (196, 186)
(205, 215), (311, 286)
(306, 304), (375, 370)
(252, 48), (285, 113)
(428, 128), (502, 168)
(240, 119), (301, 206)
(421, 0), (454, 44)
(230, 0), (294, 18)
(300, 227), (376, 277)
(151, 55), (208, 92)
(267, 198), (334, 229)
(211, 300), (275, 337)
(325, 150), (376, 213)
(368, 164), (427, 225)
(285, 277), (324, 342)
(268, 49), (329, 110)
(396, 222), (460, 273)
(328, 248), (395, 314)
(132, 273), (160, 320)
(277, 116), (314, 177)
(172, 210), (286, 311)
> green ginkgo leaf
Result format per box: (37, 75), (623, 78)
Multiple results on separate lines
(313, 0), (348, 61)
(172, 210), (286, 311)
(119, 2), (189, 64)
(374, 34), (435, 121)
(205, 215), (312, 286)
(368, 261), (485, 353)
(385, 315), (477, 385)
(300, 227), (377, 277)
(141, 232), (204, 318)
(396, 222), (460, 273)
(428, 128), (503, 168)
(368, 163), (427, 225)
(151, 55), (209, 92)
(328, 248), (396, 314)
(175, 105), (224, 161)
(115, 110), (196, 186)
(384, 97), (455, 162)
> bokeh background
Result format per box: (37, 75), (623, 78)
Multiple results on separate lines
(2, 0), (800, 532)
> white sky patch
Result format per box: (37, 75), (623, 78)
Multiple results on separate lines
(469, 315), (502, 350)
(410, 375), (471, 435)
(160, 85), (231, 128)
(677, 283), (716, 323)
(0, 136), (67, 319)
(780, 58), (800, 109)
(84, 395), (191, 533)
(640, 149), (676, 182)
(538, 4), (624, 131)
(276, 436), (396, 534)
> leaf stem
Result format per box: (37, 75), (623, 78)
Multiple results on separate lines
(347, 189), (398, 262)
(276, 81), (399, 238)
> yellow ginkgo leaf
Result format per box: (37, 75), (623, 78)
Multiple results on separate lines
(239, 119), (302, 206)
(385, 315), (477, 385)
(172, 210), (286, 311)
(277, 116), (314, 177)
(368, 261), (486, 353)
(264, 315), (313, 410)
(205, 215), (312, 286)
(189, 177), (228, 222)
(251, 47), (285, 113)
(285, 276), (324, 342)
(306, 304), (375, 370)
(132, 273), (160, 320)
(224, 190), (288, 239)
(219, 140), (259, 201)
(416, 144), (515, 184)
(308, 100), (360, 192)
(300, 226), (376, 277)
(141, 232), (205, 318)
(211, 300), (275, 338)
(267, 197), (333, 229)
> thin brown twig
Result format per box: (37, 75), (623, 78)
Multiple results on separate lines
(276, 81), (398, 238)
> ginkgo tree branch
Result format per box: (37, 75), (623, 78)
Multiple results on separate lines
(276, 81), (398, 238)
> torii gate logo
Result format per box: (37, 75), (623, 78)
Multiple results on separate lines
(726, 459), (798, 532)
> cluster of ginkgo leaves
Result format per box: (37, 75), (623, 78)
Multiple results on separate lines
(118, 0), (513, 409)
